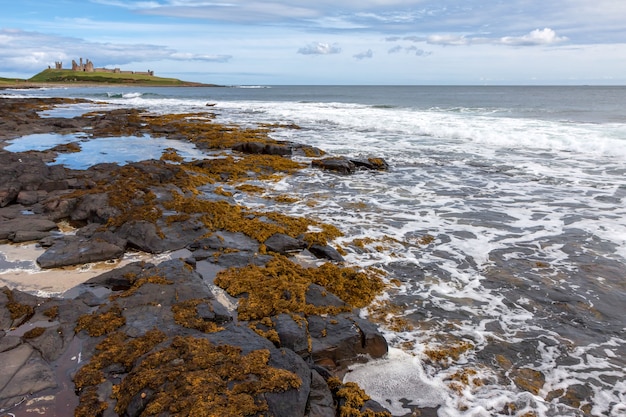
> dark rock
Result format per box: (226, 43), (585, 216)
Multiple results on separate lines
(43, 194), (78, 221)
(232, 141), (292, 156)
(49, 142), (82, 153)
(0, 344), (57, 410)
(83, 262), (153, 291)
(265, 233), (307, 254)
(188, 231), (259, 253)
(196, 300), (232, 324)
(11, 230), (52, 243)
(273, 313), (310, 356)
(265, 348), (311, 417)
(350, 157), (390, 171)
(23, 326), (65, 362)
(70, 192), (118, 223)
(0, 98), (393, 417)
(308, 244), (345, 262)
(307, 369), (336, 417)
(39, 179), (70, 192)
(36, 235), (125, 268)
(0, 217), (58, 240)
(311, 157), (356, 174)
(0, 183), (20, 207)
(351, 316), (389, 359)
(116, 219), (207, 253)
(308, 313), (388, 370)
(305, 284), (347, 309)
(292, 144), (325, 158)
(16, 190), (46, 205)
(77, 224), (128, 248)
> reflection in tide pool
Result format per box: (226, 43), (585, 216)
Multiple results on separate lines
(6, 133), (207, 169)
(5, 132), (86, 152)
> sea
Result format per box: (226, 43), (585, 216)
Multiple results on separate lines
(2, 85), (625, 416)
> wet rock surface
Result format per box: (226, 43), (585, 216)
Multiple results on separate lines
(311, 156), (389, 174)
(0, 97), (391, 416)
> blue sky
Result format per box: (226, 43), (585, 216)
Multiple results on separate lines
(1, 1), (626, 85)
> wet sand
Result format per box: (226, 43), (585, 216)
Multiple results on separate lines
(0, 243), (175, 297)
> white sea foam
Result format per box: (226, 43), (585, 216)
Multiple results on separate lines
(345, 348), (448, 414)
(213, 98), (626, 416)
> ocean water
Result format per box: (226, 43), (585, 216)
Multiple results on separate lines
(2, 85), (626, 416)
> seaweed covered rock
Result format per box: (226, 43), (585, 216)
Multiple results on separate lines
(265, 232), (308, 254)
(311, 156), (357, 174)
(311, 155), (390, 175)
(71, 259), (312, 417)
(351, 157), (390, 171)
(232, 141), (293, 156)
(215, 255), (389, 371)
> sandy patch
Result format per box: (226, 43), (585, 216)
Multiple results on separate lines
(0, 243), (178, 297)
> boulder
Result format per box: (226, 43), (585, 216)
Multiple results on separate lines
(36, 235), (125, 268)
(0, 344), (57, 410)
(264, 233), (307, 254)
(311, 157), (356, 174)
(0, 217), (58, 241)
(70, 192), (118, 224)
(308, 244), (345, 262)
(16, 190), (46, 206)
(232, 141), (292, 156)
(311, 156), (389, 174)
(116, 219), (206, 253)
(308, 313), (388, 370)
(350, 157), (389, 171)
(273, 313), (310, 356)
(307, 369), (336, 417)
(11, 230), (52, 243)
(0, 183), (20, 207)
(292, 144), (325, 158)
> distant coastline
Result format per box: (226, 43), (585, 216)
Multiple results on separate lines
(0, 68), (219, 88)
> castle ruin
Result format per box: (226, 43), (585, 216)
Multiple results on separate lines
(51, 58), (154, 77)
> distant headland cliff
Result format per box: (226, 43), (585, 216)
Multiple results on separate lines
(51, 57), (155, 77)
(1, 60), (218, 87)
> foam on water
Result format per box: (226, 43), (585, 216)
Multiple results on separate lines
(207, 98), (626, 416)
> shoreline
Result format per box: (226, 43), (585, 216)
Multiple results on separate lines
(1, 80), (221, 89)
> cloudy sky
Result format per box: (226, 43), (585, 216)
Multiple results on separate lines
(1, 1), (625, 85)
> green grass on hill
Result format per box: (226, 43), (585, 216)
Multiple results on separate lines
(0, 77), (26, 85)
(26, 69), (213, 86)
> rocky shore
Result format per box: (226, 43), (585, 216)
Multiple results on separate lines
(0, 97), (397, 416)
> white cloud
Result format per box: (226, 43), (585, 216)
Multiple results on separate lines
(0, 28), (230, 73)
(353, 49), (373, 60)
(499, 28), (568, 46)
(399, 28), (568, 47)
(427, 34), (468, 46)
(297, 42), (341, 55)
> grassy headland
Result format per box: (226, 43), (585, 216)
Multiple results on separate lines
(1, 69), (217, 87)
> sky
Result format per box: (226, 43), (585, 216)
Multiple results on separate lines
(1, 1), (626, 85)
